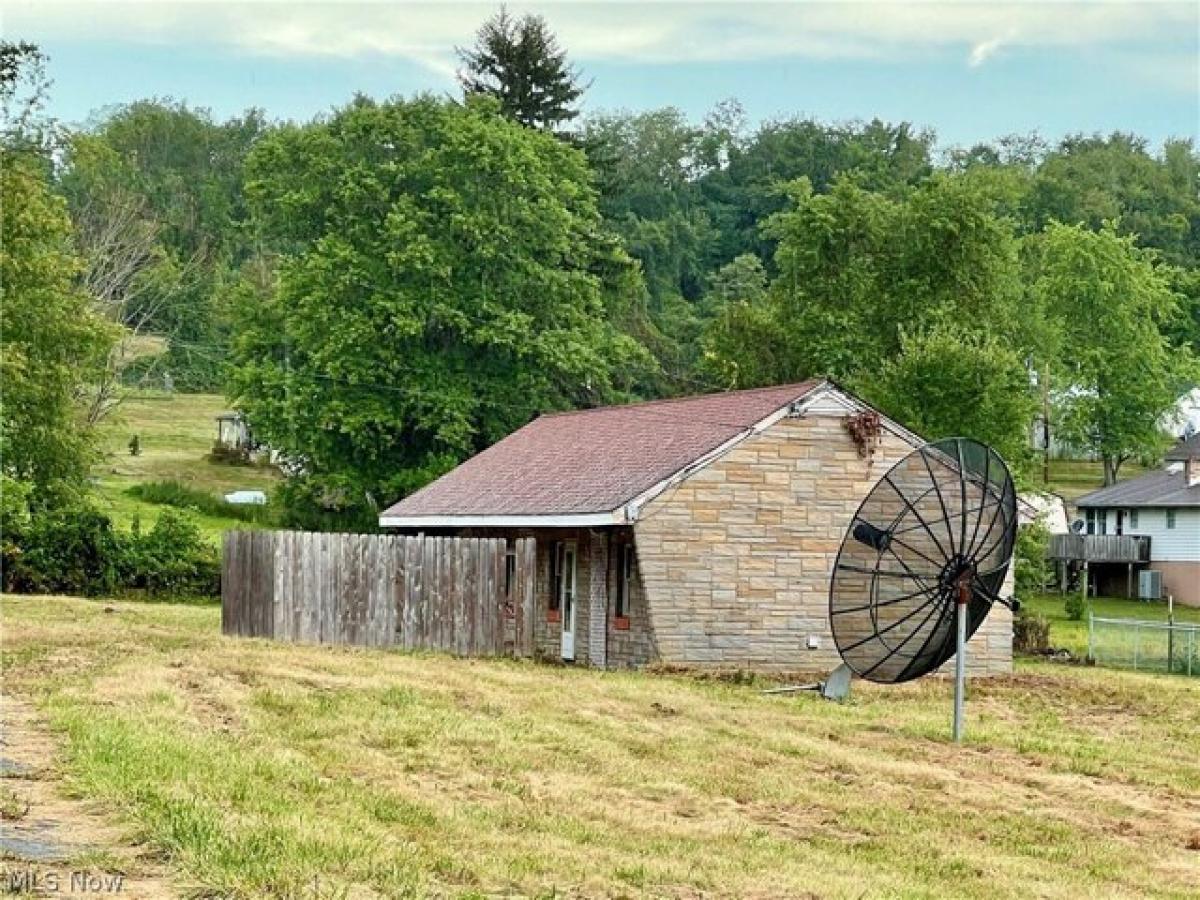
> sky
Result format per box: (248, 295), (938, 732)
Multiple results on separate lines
(4, 1), (1198, 150)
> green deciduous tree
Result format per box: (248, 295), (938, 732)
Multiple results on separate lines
(702, 117), (934, 263)
(704, 173), (1024, 388)
(1, 152), (115, 500)
(457, 7), (585, 132)
(229, 95), (653, 526)
(1030, 133), (1200, 268)
(1, 40), (53, 150)
(1036, 222), (1194, 484)
(58, 100), (268, 389)
(582, 106), (734, 389)
(858, 325), (1038, 479)
(697, 254), (780, 389)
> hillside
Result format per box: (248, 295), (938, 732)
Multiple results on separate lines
(94, 391), (280, 541)
(1040, 458), (1151, 505)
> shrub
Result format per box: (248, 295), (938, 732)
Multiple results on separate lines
(8, 502), (123, 595)
(1014, 521), (1052, 595)
(2, 476), (33, 592)
(274, 476), (381, 533)
(125, 479), (272, 524)
(1013, 611), (1051, 653)
(1065, 591), (1086, 622)
(122, 509), (220, 597)
(4, 498), (219, 599)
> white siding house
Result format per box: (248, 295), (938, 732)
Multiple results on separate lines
(1090, 507), (1199, 563)
(1076, 436), (1200, 606)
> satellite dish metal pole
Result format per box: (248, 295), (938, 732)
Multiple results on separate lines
(952, 571), (972, 742)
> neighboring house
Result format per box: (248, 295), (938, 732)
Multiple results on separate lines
(1073, 433), (1200, 606)
(1021, 492), (1070, 535)
(379, 380), (1014, 676)
(1167, 386), (1200, 439)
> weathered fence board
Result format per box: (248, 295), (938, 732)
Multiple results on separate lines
(222, 530), (535, 657)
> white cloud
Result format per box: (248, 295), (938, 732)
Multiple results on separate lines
(968, 34), (1008, 68)
(3, 0), (1196, 81)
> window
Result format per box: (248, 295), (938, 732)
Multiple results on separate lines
(1166, 509), (1177, 530)
(1129, 509), (1139, 530)
(614, 545), (635, 618)
(548, 542), (563, 611)
(504, 543), (516, 599)
(1085, 509), (1103, 535)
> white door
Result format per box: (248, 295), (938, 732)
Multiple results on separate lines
(559, 542), (577, 661)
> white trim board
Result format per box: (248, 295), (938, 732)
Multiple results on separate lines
(378, 511), (626, 529)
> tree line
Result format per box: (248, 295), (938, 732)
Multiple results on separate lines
(2, 10), (1198, 536)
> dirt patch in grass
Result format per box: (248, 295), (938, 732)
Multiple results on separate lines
(0, 697), (179, 898)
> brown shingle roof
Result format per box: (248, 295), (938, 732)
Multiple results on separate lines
(380, 380), (821, 521)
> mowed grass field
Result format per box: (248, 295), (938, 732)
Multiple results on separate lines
(3, 596), (1199, 898)
(1022, 592), (1200, 657)
(94, 391), (279, 542)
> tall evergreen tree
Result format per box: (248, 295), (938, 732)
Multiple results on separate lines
(456, 7), (586, 132)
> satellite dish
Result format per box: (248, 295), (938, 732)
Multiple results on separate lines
(829, 437), (1018, 741)
(1070, 518), (1085, 534)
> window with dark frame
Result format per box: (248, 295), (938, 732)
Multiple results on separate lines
(1166, 509), (1177, 530)
(504, 544), (516, 599)
(615, 545), (634, 618)
(1130, 509), (1139, 529)
(549, 541), (562, 611)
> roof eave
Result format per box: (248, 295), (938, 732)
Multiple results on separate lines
(1076, 497), (1200, 508)
(378, 510), (629, 529)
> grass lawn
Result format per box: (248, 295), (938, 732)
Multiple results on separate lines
(93, 391), (279, 543)
(1037, 458), (1149, 506)
(1021, 592), (1200, 658)
(3, 595), (1199, 898)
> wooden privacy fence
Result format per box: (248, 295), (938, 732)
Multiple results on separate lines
(222, 531), (537, 656)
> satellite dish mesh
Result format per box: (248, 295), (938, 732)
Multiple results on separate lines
(829, 438), (1017, 684)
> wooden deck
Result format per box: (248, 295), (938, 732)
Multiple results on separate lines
(1047, 533), (1151, 563)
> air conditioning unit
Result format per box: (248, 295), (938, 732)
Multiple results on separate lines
(1138, 570), (1163, 601)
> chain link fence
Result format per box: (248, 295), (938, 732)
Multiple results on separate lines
(1088, 614), (1200, 676)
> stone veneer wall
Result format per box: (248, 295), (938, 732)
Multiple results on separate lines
(633, 412), (1013, 676)
(605, 529), (656, 668)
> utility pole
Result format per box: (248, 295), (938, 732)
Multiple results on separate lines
(1041, 365), (1051, 486)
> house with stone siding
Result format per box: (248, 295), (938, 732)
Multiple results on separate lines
(379, 380), (1014, 676)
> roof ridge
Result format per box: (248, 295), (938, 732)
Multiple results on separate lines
(537, 380), (820, 420)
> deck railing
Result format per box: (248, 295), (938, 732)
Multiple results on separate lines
(1046, 533), (1151, 563)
